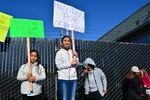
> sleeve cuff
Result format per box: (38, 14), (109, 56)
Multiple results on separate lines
(85, 91), (89, 95)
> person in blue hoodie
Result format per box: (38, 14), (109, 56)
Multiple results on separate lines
(55, 35), (79, 100)
(17, 50), (46, 100)
(83, 58), (107, 100)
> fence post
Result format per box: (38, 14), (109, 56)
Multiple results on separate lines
(55, 74), (57, 100)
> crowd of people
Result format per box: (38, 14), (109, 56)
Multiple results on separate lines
(16, 35), (150, 100)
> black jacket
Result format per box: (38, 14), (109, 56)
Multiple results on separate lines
(122, 76), (146, 100)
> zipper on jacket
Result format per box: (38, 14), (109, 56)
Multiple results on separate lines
(67, 51), (71, 80)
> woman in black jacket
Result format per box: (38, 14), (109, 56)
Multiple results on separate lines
(122, 66), (146, 100)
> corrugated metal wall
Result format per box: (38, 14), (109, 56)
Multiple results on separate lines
(0, 38), (150, 100)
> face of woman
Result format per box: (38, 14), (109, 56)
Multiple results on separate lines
(62, 37), (70, 49)
(140, 70), (144, 76)
(30, 52), (38, 64)
(135, 72), (140, 77)
(87, 66), (92, 71)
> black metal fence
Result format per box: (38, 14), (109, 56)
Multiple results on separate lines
(0, 38), (150, 100)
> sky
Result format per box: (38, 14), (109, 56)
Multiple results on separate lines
(0, 0), (150, 40)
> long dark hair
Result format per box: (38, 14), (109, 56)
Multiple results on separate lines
(61, 35), (71, 44)
(88, 64), (95, 70)
(30, 50), (40, 65)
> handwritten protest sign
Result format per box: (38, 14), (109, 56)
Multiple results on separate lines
(0, 12), (13, 42)
(10, 18), (44, 38)
(53, 1), (85, 33)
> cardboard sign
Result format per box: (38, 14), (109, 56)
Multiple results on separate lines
(0, 12), (13, 42)
(10, 18), (44, 38)
(53, 1), (85, 33)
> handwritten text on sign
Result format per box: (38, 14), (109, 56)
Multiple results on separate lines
(0, 12), (13, 42)
(53, 1), (85, 33)
(10, 18), (44, 38)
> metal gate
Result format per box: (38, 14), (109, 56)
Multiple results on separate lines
(0, 38), (150, 100)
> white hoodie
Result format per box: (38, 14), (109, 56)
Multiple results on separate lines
(55, 48), (78, 80)
(84, 58), (107, 97)
(17, 62), (46, 96)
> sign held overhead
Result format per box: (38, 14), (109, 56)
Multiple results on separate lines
(10, 18), (44, 38)
(53, 1), (85, 33)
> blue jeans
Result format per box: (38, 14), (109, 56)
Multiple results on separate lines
(58, 80), (77, 100)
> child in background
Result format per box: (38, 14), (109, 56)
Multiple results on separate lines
(83, 58), (107, 100)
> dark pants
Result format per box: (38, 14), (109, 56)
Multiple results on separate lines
(22, 94), (41, 100)
(89, 91), (103, 100)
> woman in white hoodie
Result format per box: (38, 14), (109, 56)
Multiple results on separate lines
(83, 58), (107, 100)
(55, 35), (78, 100)
(17, 50), (46, 100)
